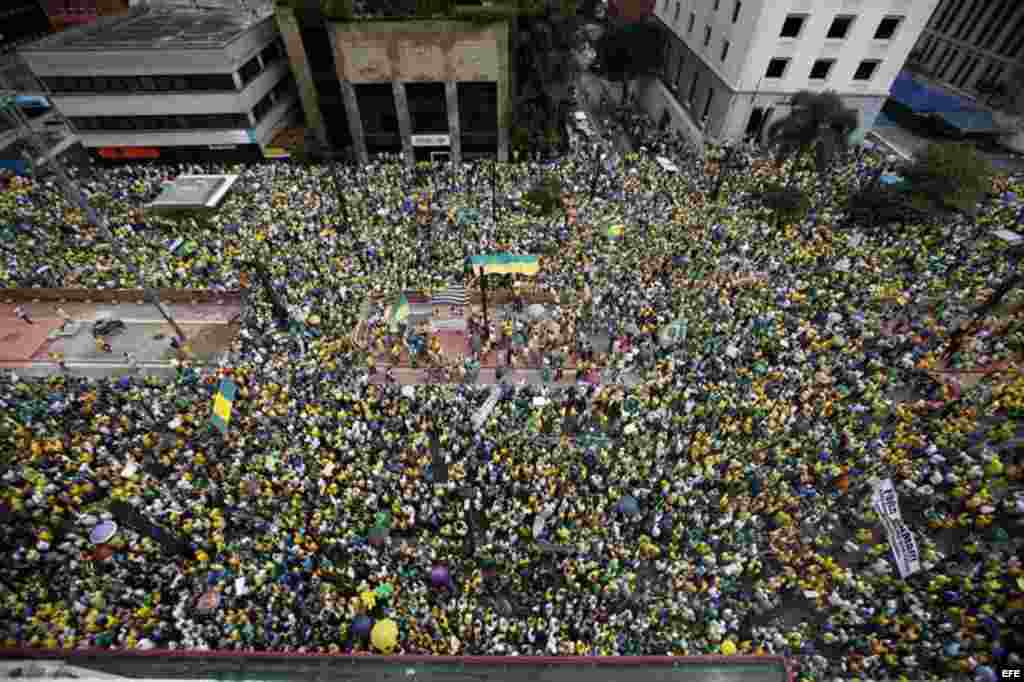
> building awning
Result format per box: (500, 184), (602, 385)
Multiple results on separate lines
(888, 70), (1002, 134)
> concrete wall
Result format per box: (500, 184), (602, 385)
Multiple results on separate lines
(275, 6), (330, 147)
(329, 20), (506, 83)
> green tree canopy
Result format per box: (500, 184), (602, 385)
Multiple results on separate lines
(765, 90), (859, 179)
(902, 142), (994, 216)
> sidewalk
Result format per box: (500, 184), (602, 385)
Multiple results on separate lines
(0, 300), (240, 374)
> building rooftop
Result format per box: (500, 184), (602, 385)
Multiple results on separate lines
(147, 174), (240, 211)
(20, 7), (269, 52)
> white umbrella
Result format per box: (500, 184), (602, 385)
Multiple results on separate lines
(526, 304), (547, 320)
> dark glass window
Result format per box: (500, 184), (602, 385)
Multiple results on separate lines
(765, 58), (789, 78)
(458, 82), (497, 133)
(687, 12), (694, 32)
(355, 83), (400, 146)
(780, 15), (805, 38)
(827, 15), (854, 39)
(853, 60), (880, 80)
(260, 40), (282, 65)
(405, 82), (448, 133)
(239, 55), (262, 85)
(809, 59), (834, 79)
(874, 16), (902, 40)
(253, 92), (275, 123)
(731, 1), (741, 23)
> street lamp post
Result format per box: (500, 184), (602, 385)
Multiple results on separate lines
(0, 94), (187, 343)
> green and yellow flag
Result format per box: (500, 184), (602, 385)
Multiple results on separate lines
(606, 223), (624, 241)
(471, 254), (540, 276)
(210, 378), (237, 434)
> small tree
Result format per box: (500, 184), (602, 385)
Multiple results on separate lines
(902, 142), (994, 216)
(524, 174), (564, 216)
(761, 184), (810, 229)
(764, 90), (859, 186)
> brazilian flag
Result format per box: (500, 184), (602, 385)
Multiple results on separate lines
(210, 378), (237, 435)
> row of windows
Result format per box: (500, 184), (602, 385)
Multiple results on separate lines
(69, 113), (249, 132)
(920, 35), (1011, 92)
(252, 76), (297, 123)
(764, 57), (880, 82)
(928, 0), (1024, 58)
(668, 0), (741, 26)
(39, 37), (286, 95)
(778, 14), (903, 41)
(43, 74), (237, 93)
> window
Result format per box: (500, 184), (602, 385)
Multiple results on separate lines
(704, 25), (711, 47)
(732, 0), (741, 23)
(853, 60), (879, 80)
(688, 72), (699, 105)
(874, 16), (902, 40)
(780, 14), (805, 38)
(253, 92), (275, 123)
(702, 87), (714, 122)
(674, 55), (684, 90)
(765, 58), (789, 78)
(827, 15), (854, 39)
(976, 0), (1014, 51)
(458, 82), (498, 133)
(687, 12), (695, 32)
(721, 40), (730, 61)
(674, 0), (679, 22)
(239, 55), (262, 85)
(809, 59), (834, 79)
(713, 0), (720, 10)
(260, 40), (282, 66)
(186, 74), (236, 91)
(939, 50), (959, 79)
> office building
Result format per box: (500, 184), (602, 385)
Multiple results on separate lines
(277, 1), (513, 164)
(643, 0), (938, 144)
(911, 0), (1023, 98)
(18, 5), (301, 163)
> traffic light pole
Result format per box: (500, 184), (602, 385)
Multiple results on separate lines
(0, 94), (186, 343)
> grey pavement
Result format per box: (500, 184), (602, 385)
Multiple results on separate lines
(68, 656), (790, 682)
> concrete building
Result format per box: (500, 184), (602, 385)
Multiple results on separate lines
(901, 0), (1024, 151)
(18, 6), (301, 163)
(910, 0), (1023, 98)
(641, 0), (938, 145)
(277, 2), (513, 164)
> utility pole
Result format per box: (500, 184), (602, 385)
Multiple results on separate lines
(0, 92), (187, 343)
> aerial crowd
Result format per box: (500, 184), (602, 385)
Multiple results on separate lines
(2, 123), (1024, 682)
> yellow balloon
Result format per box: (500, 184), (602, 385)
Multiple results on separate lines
(371, 618), (398, 653)
(721, 640), (738, 656)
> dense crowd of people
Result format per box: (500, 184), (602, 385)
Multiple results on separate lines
(2, 126), (1024, 682)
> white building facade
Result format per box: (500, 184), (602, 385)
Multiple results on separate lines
(18, 7), (300, 162)
(641, 0), (939, 145)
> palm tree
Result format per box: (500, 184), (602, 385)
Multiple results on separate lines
(764, 90), (859, 186)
